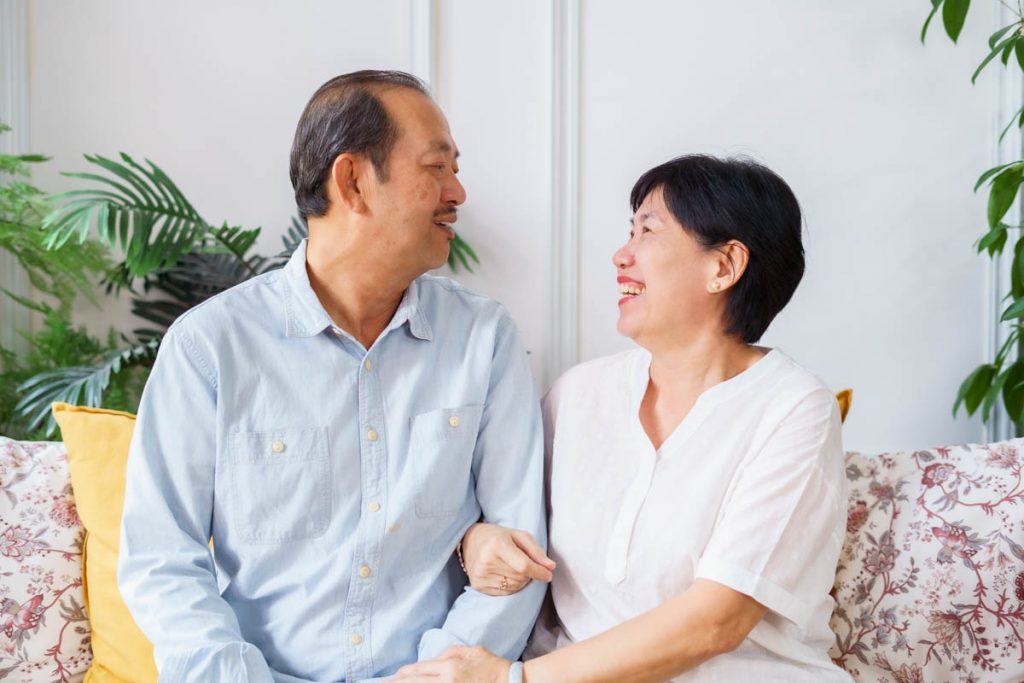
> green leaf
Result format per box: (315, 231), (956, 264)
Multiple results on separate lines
(988, 166), (1023, 228)
(982, 367), (1011, 422)
(1016, 37), (1024, 70)
(1003, 361), (1024, 424)
(942, 0), (970, 43)
(922, 0), (944, 44)
(1013, 239), (1024, 299)
(42, 153), (211, 279)
(954, 363), (995, 416)
(995, 327), (1021, 366)
(998, 104), (1024, 143)
(990, 22), (1017, 49)
(977, 225), (1008, 255)
(973, 34), (1018, 84)
(447, 232), (480, 273)
(14, 339), (158, 436)
(1002, 36), (1020, 65)
(976, 161), (1022, 191)
(1001, 297), (1024, 321)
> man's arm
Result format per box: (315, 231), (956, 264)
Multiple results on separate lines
(416, 315), (548, 663)
(118, 327), (276, 682)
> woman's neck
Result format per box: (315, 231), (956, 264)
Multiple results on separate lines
(646, 334), (764, 398)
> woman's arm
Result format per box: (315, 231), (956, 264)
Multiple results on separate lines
(523, 579), (766, 682)
(394, 578), (766, 683)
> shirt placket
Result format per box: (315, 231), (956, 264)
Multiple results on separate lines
(604, 449), (657, 585)
(342, 344), (389, 682)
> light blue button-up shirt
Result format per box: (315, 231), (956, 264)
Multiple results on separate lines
(118, 241), (546, 682)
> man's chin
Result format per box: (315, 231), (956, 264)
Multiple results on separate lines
(422, 247), (450, 274)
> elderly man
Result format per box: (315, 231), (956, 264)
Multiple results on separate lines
(118, 70), (547, 683)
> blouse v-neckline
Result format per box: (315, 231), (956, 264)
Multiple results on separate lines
(629, 347), (781, 457)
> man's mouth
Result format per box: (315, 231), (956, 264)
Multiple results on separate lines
(433, 215), (457, 236)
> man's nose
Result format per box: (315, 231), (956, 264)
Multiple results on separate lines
(444, 173), (467, 206)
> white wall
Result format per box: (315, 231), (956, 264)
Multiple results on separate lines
(575, 1), (993, 453)
(29, 0), (411, 337)
(24, 0), (998, 452)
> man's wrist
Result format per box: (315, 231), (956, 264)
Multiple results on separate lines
(507, 660), (524, 683)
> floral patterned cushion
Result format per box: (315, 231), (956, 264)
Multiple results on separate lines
(830, 440), (1024, 682)
(0, 437), (90, 682)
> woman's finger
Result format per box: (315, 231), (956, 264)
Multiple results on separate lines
(511, 530), (557, 570)
(393, 659), (445, 678)
(499, 543), (552, 583)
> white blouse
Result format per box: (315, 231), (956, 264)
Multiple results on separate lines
(526, 348), (852, 682)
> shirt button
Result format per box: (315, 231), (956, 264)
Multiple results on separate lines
(359, 565), (371, 578)
(368, 501), (381, 513)
(367, 429), (378, 441)
(364, 358), (372, 370)
(449, 415), (460, 428)
(350, 633), (363, 645)
(271, 440), (285, 454)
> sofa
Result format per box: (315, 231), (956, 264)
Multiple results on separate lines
(2, 404), (1023, 682)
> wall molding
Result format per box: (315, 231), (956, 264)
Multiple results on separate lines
(0, 0), (30, 355)
(409, 0), (437, 91)
(548, 0), (581, 387)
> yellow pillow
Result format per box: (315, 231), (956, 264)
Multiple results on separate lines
(836, 388), (853, 424)
(51, 402), (157, 683)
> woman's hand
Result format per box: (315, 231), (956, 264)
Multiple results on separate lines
(393, 646), (511, 683)
(461, 523), (556, 596)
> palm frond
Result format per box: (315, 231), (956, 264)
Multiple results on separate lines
(41, 153), (210, 278)
(448, 232), (480, 273)
(206, 223), (263, 277)
(261, 215), (308, 273)
(130, 250), (256, 333)
(15, 338), (159, 435)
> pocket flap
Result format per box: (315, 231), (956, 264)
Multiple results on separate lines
(410, 405), (484, 444)
(230, 426), (327, 465)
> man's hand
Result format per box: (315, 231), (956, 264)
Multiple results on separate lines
(393, 646), (510, 683)
(461, 523), (555, 596)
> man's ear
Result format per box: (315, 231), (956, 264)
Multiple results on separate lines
(715, 240), (750, 291)
(329, 153), (370, 214)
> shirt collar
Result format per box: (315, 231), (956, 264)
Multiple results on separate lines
(283, 239), (432, 342)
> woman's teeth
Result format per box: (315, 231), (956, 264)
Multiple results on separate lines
(618, 283), (645, 296)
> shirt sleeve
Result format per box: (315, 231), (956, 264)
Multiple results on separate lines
(417, 315), (548, 661)
(118, 327), (275, 682)
(694, 387), (846, 630)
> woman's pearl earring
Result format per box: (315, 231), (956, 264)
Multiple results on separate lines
(708, 281), (721, 293)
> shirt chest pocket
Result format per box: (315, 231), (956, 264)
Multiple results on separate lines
(410, 405), (483, 518)
(227, 426), (331, 544)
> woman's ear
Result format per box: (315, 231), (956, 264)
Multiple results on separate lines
(715, 240), (750, 291)
(329, 153), (369, 214)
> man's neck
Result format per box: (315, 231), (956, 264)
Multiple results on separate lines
(304, 235), (413, 350)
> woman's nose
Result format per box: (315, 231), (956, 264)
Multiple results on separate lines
(613, 243), (634, 269)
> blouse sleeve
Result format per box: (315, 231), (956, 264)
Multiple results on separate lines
(694, 387), (846, 630)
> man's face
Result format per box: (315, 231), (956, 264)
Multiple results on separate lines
(363, 88), (466, 277)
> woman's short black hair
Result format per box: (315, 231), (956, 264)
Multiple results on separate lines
(630, 154), (804, 344)
(289, 70), (428, 220)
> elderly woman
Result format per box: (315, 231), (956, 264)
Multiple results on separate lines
(396, 155), (851, 682)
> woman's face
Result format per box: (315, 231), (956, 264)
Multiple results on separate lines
(613, 187), (723, 346)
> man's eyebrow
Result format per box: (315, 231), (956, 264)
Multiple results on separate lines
(431, 140), (460, 159)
